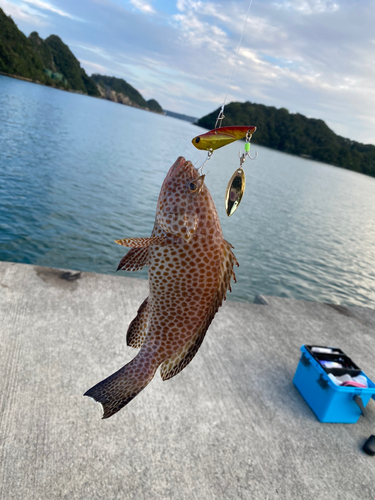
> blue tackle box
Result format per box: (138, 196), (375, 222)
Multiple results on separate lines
(293, 345), (375, 423)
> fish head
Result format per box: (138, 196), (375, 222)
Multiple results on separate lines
(156, 156), (206, 241)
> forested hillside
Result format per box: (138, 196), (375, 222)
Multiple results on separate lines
(198, 102), (375, 177)
(0, 8), (48, 83)
(146, 99), (163, 113)
(0, 7), (162, 111)
(43, 35), (99, 96)
(28, 31), (98, 94)
(0, 7), (98, 94)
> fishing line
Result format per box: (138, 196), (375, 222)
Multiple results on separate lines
(215, 0), (254, 129)
(194, 0), (257, 216)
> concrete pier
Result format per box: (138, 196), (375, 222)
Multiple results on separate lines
(1, 261), (374, 500)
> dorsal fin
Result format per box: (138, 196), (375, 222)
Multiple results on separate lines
(127, 297), (149, 348)
(117, 247), (149, 271)
(160, 239), (238, 381)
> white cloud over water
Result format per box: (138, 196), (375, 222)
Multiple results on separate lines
(1, 0), (374, 145)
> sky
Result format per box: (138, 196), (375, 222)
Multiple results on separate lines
(1, 0), (374, 144)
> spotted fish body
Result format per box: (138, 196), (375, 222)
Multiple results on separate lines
(85, 157), (238, 418)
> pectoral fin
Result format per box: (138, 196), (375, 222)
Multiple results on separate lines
(127, 297), (149, 348)
(117, 247), (150, 271)
(115, 236), (167, 248)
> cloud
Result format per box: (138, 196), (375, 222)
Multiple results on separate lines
(0, 0), (48, 24)
(135, 0), (375, 144)
(69, 42), (117, 63)
(176, 0), (231, 24)
(173, 11), (228, 57)
(129, 0), (155, 15)
(2, 0), (374, 143)
(77, 59), (111, 74)
(21, 0), (84, 21)
(273, 0), (339, 15)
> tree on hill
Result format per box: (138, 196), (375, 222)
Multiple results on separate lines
(147, 99), (163, 113)
(28, 31), (69, 89)
(44, 35), (99, 96)
(28, 31), (55, 71)
(0, 8), (48, 82)
(0, 10), (99, 96)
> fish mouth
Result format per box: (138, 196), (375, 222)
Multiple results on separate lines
(167, 156), (194, 180)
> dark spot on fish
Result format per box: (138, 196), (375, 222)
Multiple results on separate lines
(195, 137), (200, 143)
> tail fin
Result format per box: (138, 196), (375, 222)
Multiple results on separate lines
(84, 353), (158, 419)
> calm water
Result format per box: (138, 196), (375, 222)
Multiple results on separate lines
(1, 75), (374, 307)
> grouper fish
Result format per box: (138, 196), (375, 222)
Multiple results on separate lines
(84, 156), (238, 418)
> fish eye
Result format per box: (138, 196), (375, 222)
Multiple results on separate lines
(189, 181), (198, 192)
(195, 137), (200, 143)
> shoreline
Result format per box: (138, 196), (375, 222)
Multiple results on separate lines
(0, 71), (164, 114)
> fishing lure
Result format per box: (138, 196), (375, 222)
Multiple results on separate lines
(191, 0), (257, 216)
(192, 126), (256, 152)
(192, 125), (258, 215)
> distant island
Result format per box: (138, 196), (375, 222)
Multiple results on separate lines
(91, 74), (162, 113)
(164, 110), (198, 123)
(0, 7), (163, 113)
(197, 103), (375, 177)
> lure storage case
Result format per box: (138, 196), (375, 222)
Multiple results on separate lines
(293, 345), (375, 423)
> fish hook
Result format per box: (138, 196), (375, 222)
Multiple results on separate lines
(238, 132), (258, 167)
(198, 149), (213, 175)
(239, 150), (258, 163)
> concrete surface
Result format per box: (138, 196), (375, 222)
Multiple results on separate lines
(1, 260), (375, 500)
